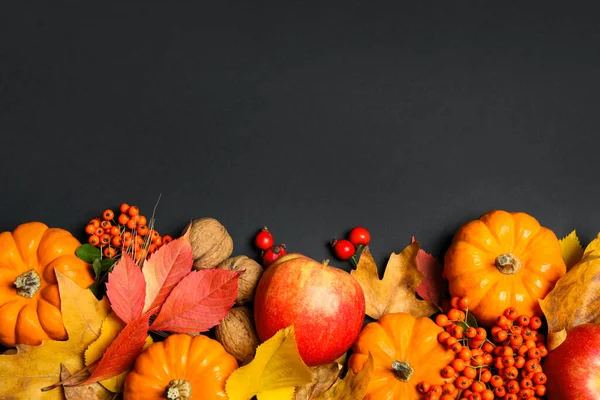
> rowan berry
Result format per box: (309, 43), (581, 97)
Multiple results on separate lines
(495, 329), (508, 342)
(493, 386), (506, 397)
(534, 384), (546, 396)
(489, 375), (503, 387)
(128, 205), (140, 217)
(137, 224), (149, 236)
(429, 385), (442, 396)
(455, 376), (471, 390)
(529, 316), (542, 330)
(474, 327), (487, 340)
(463, 366), (477, 380)
(458, 296), (470, 309)
(120, 203), (130, 213)
(100, 220), (112, 231)
(99, 234), (111, 246)
(95, 227), (104, 236)
(89, 235), (100, 246)
(89, 218), (101, 227)
(126, 218), (137, 230)
(102, 209), (114, 220)
(440, 366), (455, 379)
(103, 247), (117, 258)
(417, 381), (430, 393)
(163, 234), (173, 244)
(481, 390), (494, 400)
(506, 380), (520, 394)
(451, 358), (465, 373)
(441, 382), (456, 395)
(154, 236), (163, 247)
(436, 314), (450, 327)
(447, 308), (461, 321)
(118, 213), (129, 225)
(111, 236), (122, 247)
(516, 315), (530, 327)
(471, 381), (485, 393)
(138, 215), (147, 226)
(452, 325), (464, 339)
(85, 224), (96, 235)
(450, 297), (461, 309)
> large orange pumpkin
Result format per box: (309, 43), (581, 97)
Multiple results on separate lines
(124, 334), (238, 400)
(0, 222), (94, 346)
(348, 312), (455, 400)
(444, 210), (566, 326)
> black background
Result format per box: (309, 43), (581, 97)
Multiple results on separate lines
(1, 1), (600, 269)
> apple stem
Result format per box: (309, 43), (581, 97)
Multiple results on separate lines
(392, 360), (413, 382)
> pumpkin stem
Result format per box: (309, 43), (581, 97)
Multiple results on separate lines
(495, 253), (521, 275)
(391, 360), (414, 382)
(166, 379), (192, 400)
(14, 270), (41, 298)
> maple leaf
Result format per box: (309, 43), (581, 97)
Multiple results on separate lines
(313, 353), (374, 400)
(150, 269), (241, 333)
(84, 312), (153, 393)
(539, 233), (600, 349)
(226, 325), (313, 400)
(351, 243), (438, 320)
(0, 271), (111, 400)
(106, 253), (146, 324)
(78, 313), (151, 385)
(142, 231), (194, 314)
(560, 230), (584, 270)
(60, 364), (101, 400)
(411, 236), (446, 306)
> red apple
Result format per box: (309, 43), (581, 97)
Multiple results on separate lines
(253, 253), (365, 366)
(544, 323), (600, 400)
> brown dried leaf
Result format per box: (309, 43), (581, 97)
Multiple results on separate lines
(312, 353), (373, 400)
(539, 234), (600, 339)
(294, 354), (346, 400)
(60, 365), (100, 400)
(351, 243), (438, 320)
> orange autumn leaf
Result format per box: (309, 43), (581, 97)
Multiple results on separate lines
(350, 243), (438, 320)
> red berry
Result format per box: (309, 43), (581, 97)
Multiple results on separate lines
(331, 239), (356, 260)
(254, 227), (274, 251)
(348, 226), (371, 246)
(262, 244), (287, 266)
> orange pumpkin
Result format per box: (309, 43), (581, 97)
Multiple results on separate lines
(444, 210), (566, 326)
(124, 333), (238, 400)
(0, 222), (94, 346)
(348, 312), (455, 400)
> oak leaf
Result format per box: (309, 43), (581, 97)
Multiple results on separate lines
(539, 234), (600, 349)
(106, 253), (146, 324)
(60, 364), (100, 400)
(294, 354), (346, 400)
(351, 243), (438, 320)
(84, 312), (153, 393)
(560, 230), (584, 270)
(150, 269), (241, 333)
(313, 353), (374, 400)
(225, 325), (313, 400)
(411, 236), (446, 306)
(142, 230), (194, 314)
(0, 271), (112, 400)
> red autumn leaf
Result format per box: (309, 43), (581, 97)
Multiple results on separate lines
(142, 230), (194, 315)
(150, 269), (241, 333)
(106, 253), (146, 324)
(411, 236), (446, 307)
(77, 312), (151, 385)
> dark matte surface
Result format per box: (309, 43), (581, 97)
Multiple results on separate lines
(1, 2), (600, 269)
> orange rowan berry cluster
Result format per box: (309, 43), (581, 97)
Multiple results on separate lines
(85, 203), (173, 263)
(418, 297), (548, 400)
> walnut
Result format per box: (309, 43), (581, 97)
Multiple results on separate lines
(215, 306), (260, 365)
(217, 256), (263, 305)
(186, 218), (234, 269)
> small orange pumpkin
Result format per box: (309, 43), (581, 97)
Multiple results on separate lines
(444, 210), (566, 326)
(0, 222), (94, 346)
(348, 312), (455, 400)
(124, 333), (238, 400)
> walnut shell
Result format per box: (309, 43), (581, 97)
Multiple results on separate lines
(187, 217), (234, 269)
(214, 306), (260, 365)
(218, 256), (263, 305)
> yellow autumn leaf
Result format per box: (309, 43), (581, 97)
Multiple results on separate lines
(351, 243), (438, 320)
(225, 325), (313, 400)
(0, 271), (112, 400)
(84, 311), (153, 393)
(560, 230), (584, 269)
(539, 233), (600, 348)
(313, 353), (374, 400)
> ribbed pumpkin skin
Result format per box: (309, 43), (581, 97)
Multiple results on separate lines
(444, 210), (566, 326)
(0, 222), (94, 346)
(124, 334), (238, 400)
(348, 313), (455, 400)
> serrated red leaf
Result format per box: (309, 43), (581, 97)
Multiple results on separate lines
(142, 231), (194, 315)
(106, 253), (146, 324)
(411, 236), (446, 307)
(150, 269), (241, 333)
(78, 312), (151, 385)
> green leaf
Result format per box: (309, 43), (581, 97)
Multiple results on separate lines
(88, 281), (103, 300)
(92, 259), (102, 279)
(101, 258), (116, 273)
(76, 244), (101, 263)
(457, 311), (478, 331)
